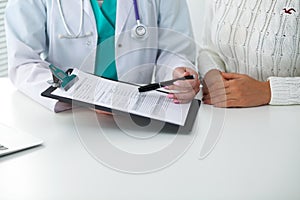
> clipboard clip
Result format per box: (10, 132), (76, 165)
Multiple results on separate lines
(47, 64), (78, 91)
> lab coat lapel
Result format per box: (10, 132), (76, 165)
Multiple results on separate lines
(83, 0), (97, 26)
(81, 0), (98, 74)
(116, 0), (133, 36)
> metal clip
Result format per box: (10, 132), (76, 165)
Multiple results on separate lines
(47, 64), (78, 91)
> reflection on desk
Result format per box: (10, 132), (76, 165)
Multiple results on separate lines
(0, 78), (300, 200)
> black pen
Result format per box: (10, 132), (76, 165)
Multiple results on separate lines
(138, 75), (195, 92)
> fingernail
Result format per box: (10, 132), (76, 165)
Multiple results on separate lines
(173, 81), (180, 86)
(174, 99), (180, 104)
(167, 94), (174, 99)
(164, 86), (169, 89)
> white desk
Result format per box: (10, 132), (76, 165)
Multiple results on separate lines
(0, 78), (300, 200)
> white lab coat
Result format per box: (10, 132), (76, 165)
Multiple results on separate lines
(5, 0), (196, 112)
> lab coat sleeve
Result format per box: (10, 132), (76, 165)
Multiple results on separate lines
(5, 0), (70, 112)
(155, 0), (197, 81)
(197, 1), (226, 78)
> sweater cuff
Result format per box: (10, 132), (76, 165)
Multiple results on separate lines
(268, 77), (300, 105)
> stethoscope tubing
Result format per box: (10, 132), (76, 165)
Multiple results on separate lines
(133, 0), (141, 21)
(57, 0), (84, 38)
(58, 0), (147, 39)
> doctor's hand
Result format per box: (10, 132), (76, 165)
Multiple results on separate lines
(89, 107), (113, 115)
(202, 69), (271, 107)
(95, 110), (113, 115)
(166, 67), (200, 104)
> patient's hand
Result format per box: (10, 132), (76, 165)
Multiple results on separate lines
(202, 70), (271, 108)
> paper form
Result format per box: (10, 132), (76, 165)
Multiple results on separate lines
(52, 69), (191, 126)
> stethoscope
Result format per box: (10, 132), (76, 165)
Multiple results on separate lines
(57, 0), (92, 39)
(57, 0), (148, 40)
(131, 0), (148, 39)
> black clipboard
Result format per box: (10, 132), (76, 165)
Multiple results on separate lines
(41, 70), (201, 133)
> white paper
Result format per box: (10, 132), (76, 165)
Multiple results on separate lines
(52, 69), (191, 126)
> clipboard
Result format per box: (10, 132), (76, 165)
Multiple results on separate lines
(41, 68), (201, 132)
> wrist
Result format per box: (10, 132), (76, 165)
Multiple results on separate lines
(263, 81), (271, 105)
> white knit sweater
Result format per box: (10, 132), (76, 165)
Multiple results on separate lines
(198, 0), (300, 105)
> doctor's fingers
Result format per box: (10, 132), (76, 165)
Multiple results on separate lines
(171, 85), (200, 103)
(95, 110), (113, 115)
(173, 67), (197, 78)
(89, 107), (113, 115)
(168, 91), (197, 104)
(167, 79), (200, 92)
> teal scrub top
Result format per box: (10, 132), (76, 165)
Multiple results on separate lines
(90, 0), (118, 80)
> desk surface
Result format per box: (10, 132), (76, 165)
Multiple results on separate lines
(0, 78), (300, 200)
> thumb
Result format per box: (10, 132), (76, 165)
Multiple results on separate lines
(183, 71), (191, 76)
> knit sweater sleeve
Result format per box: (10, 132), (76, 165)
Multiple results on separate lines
(268, 77), (300, 105)
(197, 1), (226, 78)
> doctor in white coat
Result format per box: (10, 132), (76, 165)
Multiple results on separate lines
(5, 0), (199, 112)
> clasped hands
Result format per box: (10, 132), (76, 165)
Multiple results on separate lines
(202, 69), (271, 108)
